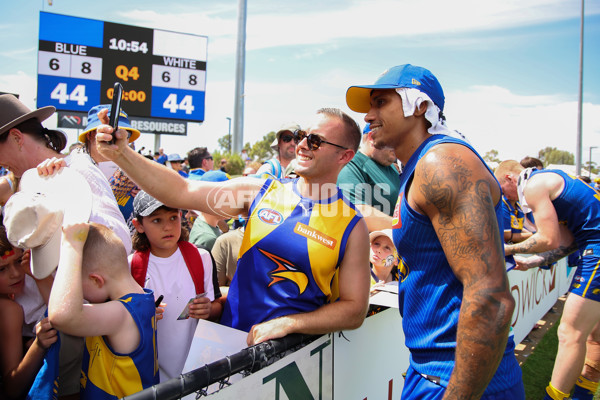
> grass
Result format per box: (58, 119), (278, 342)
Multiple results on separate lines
(521, 322), (559, 399)
(521, 321), (600, 400)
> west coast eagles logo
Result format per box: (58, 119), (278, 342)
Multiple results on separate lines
(259, 249), (308, 294)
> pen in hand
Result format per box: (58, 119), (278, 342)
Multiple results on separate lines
(155, 295), (164, 307)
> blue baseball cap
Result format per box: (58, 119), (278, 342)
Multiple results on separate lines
(79, 104), (140, 143)
(346, 64), (445, 113)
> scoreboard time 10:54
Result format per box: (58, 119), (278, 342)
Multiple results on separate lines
(37, 12), (208, 123)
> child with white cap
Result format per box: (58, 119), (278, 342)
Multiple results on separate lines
(368, 229), (400, 287)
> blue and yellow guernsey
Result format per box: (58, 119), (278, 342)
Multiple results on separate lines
(530, 169), (600, 248)
(80, 289), (158, 399)
(391, 135), (522, 394)
(220, 179), (362, 332)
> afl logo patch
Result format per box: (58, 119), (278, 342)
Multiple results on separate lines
(258, 208), (283, 225)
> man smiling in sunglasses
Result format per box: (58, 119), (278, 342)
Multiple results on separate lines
(94, 107), (370, 347)
(255, 123), (299, 179)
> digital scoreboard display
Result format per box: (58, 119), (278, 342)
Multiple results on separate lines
(37, 12), (208, 124)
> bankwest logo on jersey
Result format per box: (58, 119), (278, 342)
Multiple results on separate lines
(260, 249), (308, 294)
(293, 223), (336, 249)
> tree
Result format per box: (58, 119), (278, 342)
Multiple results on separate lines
(483, 149), (501, 163)
(217, 135), (232, 153)
(584, 161), (598, 175)
(538, 147), (574, 166)
(211, 150), (245, 176)
(248, 131), (277, 161)
(213, 130), (279, 176)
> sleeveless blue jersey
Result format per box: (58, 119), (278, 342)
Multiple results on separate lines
(529, 169), (600, 248)
(80, 289), (159, 399)
(391, 135), (521, 392)
(220, 179), (362, 332)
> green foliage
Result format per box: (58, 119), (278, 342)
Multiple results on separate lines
(215, 131), (277, 165)
(584, 161), (598, 174)
(538, 147), (574, 166)
(484, 149), (501, 163)
(248, 131), (277, 162)
(210, 151), (245, 176)
(217, 134), (232, 153)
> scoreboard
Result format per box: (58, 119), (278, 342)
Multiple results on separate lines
(37, 12), (207, 124)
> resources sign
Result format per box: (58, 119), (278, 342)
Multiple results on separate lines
(37, 11), (207, 126)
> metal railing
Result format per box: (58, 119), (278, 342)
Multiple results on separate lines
(121, 333), (318, 400)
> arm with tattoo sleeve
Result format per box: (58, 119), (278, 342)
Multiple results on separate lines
(415, 147), (514, 399)
(514, 225), (578, 270)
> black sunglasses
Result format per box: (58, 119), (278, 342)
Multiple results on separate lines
(204, 156), (213, 161)
(293, 130), (348, 151)
(280, 134), (294, 143)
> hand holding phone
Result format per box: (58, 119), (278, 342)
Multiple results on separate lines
(108, 82), (123, 144)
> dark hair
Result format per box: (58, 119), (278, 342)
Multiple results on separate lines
(0, 224), (15, 256)
(316, 108), (361, 152)
(0, 118), (66, 153)
(187, 147), (210, 169)
(520, 156), (544, 169)
(131, 206), (189, 252)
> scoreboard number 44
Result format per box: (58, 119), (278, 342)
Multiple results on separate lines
(163, 94), (194, 115)
(50, 83), (88, 106)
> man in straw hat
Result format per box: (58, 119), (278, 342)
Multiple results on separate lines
(255, 122), (300, 179)
(346, 64), (524, 399)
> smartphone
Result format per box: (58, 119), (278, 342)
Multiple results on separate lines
(108, 82), (123, 144)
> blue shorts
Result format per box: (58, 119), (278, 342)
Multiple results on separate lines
(402, 365), (525, 400)
(570, 248), (600, 301)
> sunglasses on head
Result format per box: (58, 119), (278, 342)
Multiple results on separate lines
(293, 130), (348, 151)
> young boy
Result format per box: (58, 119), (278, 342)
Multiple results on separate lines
(49, 222), (158, 399)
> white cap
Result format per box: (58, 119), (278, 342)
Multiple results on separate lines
(3, 167), (92, 279)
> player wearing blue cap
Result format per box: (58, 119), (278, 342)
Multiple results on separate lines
(346, 65), (524, 399)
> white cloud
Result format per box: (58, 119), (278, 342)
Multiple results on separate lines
(0, 71), (37, 106)
(118, 0), (599, 54)
(446, 85), (600, 161)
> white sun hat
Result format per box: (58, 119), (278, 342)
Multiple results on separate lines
(3, 167), (92, 279)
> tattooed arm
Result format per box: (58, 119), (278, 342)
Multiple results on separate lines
(411, 145), (514, 399)
(514, 224), (577, 270)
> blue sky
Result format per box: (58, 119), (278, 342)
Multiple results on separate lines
(1, 0), (599, 164)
